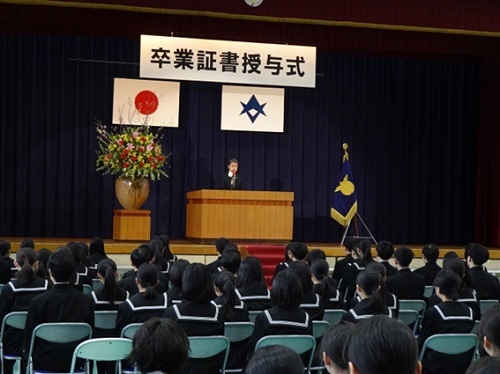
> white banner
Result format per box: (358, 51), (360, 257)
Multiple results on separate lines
(112, 78), (180, 127)
(221, 85), (284, 133)
(140, 35), (316, 88)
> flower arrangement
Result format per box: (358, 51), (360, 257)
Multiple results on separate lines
(96, 120), (169, 181)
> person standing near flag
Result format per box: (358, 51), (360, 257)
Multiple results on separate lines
(221, 158), (243, 190)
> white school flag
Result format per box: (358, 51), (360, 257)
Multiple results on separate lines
(221, 85), (285, 133)
(112, 78), (180, 127)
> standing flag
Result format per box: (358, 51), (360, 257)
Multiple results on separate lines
(112, 78), (180, 127)
(331, 143), (358, 226)
(221, 85), (285, 133)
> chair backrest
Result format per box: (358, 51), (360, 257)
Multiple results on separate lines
(94, 311), (118, 330)
(120, 323), (143, 339)
(479, 299), (499, 316)
(322, 309), (346, 326)
(419, 333), (478, 361)
(224, 322), (255, 342)
(248, 311), (261, 324)
(70, 338), (133, 374)
(92, 279), (103, 291)
(312, 321), (330, 339)
(1, 311), (28, 333)
(82, 284), (93, 294)
(188, 336), (230, 372)
(254, 335), (316, 371)
(399, 300), (426, 314)
(397, 310), (420, 335)
(423, 285), (434, 298)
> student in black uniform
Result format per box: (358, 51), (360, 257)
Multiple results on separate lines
(414, 243), (442, 285)
(246, 270), (313, 355)
(0, 248), (51, 374)
(339, 239), (374, 302)
(478, 304), (500, 358)
(115, 263), (170, 334)
(220, 249), (241, 276)
(220, 158), (243, 190)
(320, 322), (354, 374)
(342, 270), (392, 323)
(289, 261), (325, 320)
(346, 315), (422, 374)
(362, 262), (399, 317)
(418, 269), (475, 374)
(68, 242), (93, 291)
(167, 259), (189, 304)
(89, 259), (129, 312)
(331, 237), (356, 283)
(272, 242), (308, 282)
(306, 248), (326, 266)
(467, 244), (500, 301)
(34, 248), (51, 281)
(118, 245), (152, 296)
(88, 236), (108, 265)
(310, 259), (344, 310)
(375, 240), (398, 277)
(205, 237), (231, 275)
(23, 247), (94, 373)
(235, 256), (271, 311)
(386, 246), (425, 300)
(212, 271), (249, 322)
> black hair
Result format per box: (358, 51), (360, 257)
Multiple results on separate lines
(357, 240), (374, 266)
(345, 315), (419, 374)
(306, 249), (326, 266)
(78, 242), (92, 267)
(214, 237), (231, 255)
(356, 270), (386, 313)
(442, 251), (459, 266)
(286, 242), (308, 262)
(288, 261), (313, 293)
(246, 345), (304, 374)
(270, 270), (303, 309)
(478, 304), (500, 354)
(220, 250), (241, 274)
(465, 357), (500, 374)
(182, 263), (213, 303)
(136, 263), (160, 299)
(68, 242), (83, 264)
(320, 321), (355, 371)
(375, 241), (394, 261)
(443, 258), (468, 293)
(235, 256), (267, 288)
(0, 240), (11, 256)
(20, 238), (35, 249)
(343, 237), (357, 252)
(228, 158), (239, 165)
(310, 259), (338, 301)
(130, 245), (152, 268)
(468, 244), (490, 266)
(97, 258), (118, 305)
(156, 233), (175, 261)
(48, 247), (76, 282)
(213, 271), (237, 321)
(169, 259), (189, 288)
(15, 247), (37, 286)
(89, 236), (105, 256)
(365, 262), (388, 305)
(149, 237), (169, 271)
(35, 248), (52, 280)
(463, 243), (478, 260)
(129, 317), (189, 374)
(394, 246), (414, 267)
(432, 269), (461, 301)
(422, 243), (439, 263)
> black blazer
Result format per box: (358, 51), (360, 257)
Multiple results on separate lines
(220, 173), (243, 190)
(469, 266), (500, 300)
(386, 268), (425, 300)
(413, 263), (442, 285)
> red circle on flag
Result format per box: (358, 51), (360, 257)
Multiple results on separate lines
(134, 90), (159, 115)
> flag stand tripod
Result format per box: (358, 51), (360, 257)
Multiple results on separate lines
(340, 212), (377, 245)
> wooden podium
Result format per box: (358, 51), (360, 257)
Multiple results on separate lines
(186, 190), (294, 241)
(113, 209), (151, 241)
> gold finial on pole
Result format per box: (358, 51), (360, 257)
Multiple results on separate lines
(342, 143), (349, 162)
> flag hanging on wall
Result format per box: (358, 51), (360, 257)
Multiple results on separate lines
(113, 78), (180, 127)
(221, 85), (285, 132)
(331, 144), (358, 226)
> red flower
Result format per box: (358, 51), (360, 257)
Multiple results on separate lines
(151, 163), (156, 169)
(148, 156), (154, 162)
(123, 162), (129, 168)
(141, 136), (147, 143)
(139, 162), (145, 167)
(132, 156), (137, 161)
(138, 147), (144, 152)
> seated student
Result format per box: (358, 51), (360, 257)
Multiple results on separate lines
(310, 259), (344, 310)
(361, 262), (399, 318)
(246, 270), (313, 355)
(0, 248), (51, 374)
(467, 244), (500, 301)
(414, 244), (442, 285)
(34, 248), (52, 281)
(246, 345), (304, 374)
(320, 322), (355, 374)
(289, 261), (325, 320)
(219, 249), (241, 276)
(386, 246), (426, 300)
(339, 239), (374, 302)
(167, 259), (190, 304)
(331, 237), (356, 283)
(418, 269), (475, 374)
(306, 248), (326, 266)
(466, 356), (500, 374)
(0, 239), (15, 277)
(205, 237), (231, 275)
(235, 256), (271, 311)
(88, 236), (108, 266)
(23, 247), (94, 373)
(116, 263), (170, 334)
(148, 237), (170, 292)
(375, 240), (398, 277)
(272, 242), (308, 282)
(477, 304), (500, 358)
(212, 271), (249, 322)
(427, 258), (480, 321)
(118, 245), (152, 296)
(128, 317), (189, 374)
(89, 259), (129, 312)
(345, 315), (422, 374)
(342, 270), (392, 323)
(68, 242), (93, 291)
(220, 158), (243, 190)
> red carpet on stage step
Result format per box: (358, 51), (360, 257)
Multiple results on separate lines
(243, 244), (286, 288)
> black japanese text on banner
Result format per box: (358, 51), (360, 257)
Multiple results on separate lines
(140, 35), (316, 88)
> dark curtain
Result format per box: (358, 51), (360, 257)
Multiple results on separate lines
(0, 34), (480, 244)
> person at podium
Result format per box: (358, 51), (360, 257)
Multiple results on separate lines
(221, 158), (243, 190)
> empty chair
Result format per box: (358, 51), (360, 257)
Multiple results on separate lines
(254, 335), (316, 372)
(1, 311), (28, 374)
(322, 309), (346, 327)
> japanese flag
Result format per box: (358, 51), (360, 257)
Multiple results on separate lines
(221, 85), (285, 133)
(112, 78), (180, 127)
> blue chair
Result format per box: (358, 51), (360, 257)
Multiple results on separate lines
(322, 309), (345, 326)
(120, 323), (143, 340)
(94, 310), (118, 331)
(224, 322), (255, 373)
(1, 311), (28, 374)
(254, 335), (316, 372)
(479, 299), (498, 317)
(248, 310), (261, 323)
(419, 333), (478, 369)
(188, 336), (230, 373)
(397, 309), (421, 335)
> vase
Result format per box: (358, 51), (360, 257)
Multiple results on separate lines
(115, 178), (150, 210)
